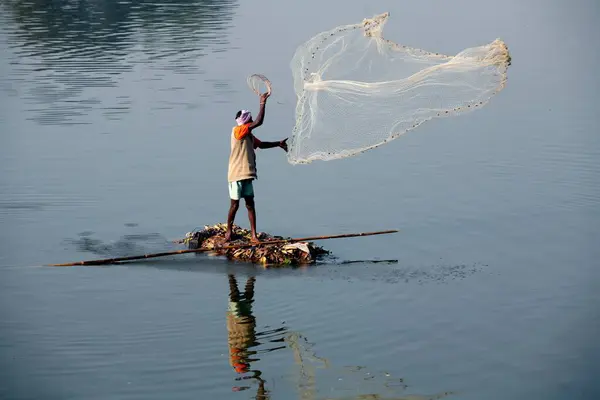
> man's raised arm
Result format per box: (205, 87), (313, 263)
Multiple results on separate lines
(249, 93), (269, 130)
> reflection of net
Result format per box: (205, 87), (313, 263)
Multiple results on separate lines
(286, 333), (329, 400)
(289, 12), (511, 164)
(285, 332), (455, 400)
(247, 74), (272, 96)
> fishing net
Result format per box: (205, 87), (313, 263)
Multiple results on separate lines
(247, 73), (272, 96)
(288, 12), (511, 164)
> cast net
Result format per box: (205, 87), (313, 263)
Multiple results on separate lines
(288, 12), (511, 164)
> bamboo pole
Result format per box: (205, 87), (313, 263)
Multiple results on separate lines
(47, 229), (398, 267)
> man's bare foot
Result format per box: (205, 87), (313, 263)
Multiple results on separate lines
(224, 232), (232, 242)
(250, 236), (260, 244)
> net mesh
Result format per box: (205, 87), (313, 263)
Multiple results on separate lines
(288, 12), (511, 164)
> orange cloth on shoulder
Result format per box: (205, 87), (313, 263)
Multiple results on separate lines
(233, 124), (250, 140)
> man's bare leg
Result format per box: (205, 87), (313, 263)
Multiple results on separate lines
(225, 199), (240, 242)
(244, 196), (260, 243)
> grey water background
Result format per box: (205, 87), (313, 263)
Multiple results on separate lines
(1, 0), (599, 398)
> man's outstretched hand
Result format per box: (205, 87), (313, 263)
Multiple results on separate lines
(279, 138), (288, 152)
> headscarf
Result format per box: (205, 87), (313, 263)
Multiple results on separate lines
(236, 110), (252, 126)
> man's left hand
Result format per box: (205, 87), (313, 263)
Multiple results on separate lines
(279, 138), (288, 152)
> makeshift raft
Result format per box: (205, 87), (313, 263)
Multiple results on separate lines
(180, 223), (330, 266)
(47, 228), (397, 267)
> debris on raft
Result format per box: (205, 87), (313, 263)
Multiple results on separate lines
(181, 223), (330, 267)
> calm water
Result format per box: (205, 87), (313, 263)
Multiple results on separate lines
(1, 0), (599, 399)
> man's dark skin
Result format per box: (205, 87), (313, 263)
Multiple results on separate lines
(225, 92), (288, 243)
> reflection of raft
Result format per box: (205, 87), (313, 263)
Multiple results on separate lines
(183, 224), (330, 267)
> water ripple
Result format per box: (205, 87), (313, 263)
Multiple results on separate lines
(0, 0), (239, 125)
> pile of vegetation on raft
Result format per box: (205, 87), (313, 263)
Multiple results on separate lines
(181, 224), (329, 266)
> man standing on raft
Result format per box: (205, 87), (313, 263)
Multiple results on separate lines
(225, 92), (288, 243)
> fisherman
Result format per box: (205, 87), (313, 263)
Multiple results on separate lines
(225, 92), (288, 243)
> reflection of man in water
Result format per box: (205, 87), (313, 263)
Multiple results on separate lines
(226, 274), (268, 399)
(227, 274), (257, 374)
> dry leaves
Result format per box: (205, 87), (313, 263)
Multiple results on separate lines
(183, 224), (329, 267)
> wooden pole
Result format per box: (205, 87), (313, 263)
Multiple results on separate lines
(47, 229), (398, 267)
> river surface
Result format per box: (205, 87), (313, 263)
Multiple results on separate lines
(1, 1), (599, 399)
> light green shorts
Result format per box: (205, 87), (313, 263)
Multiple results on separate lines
(229, 179), (254, 200)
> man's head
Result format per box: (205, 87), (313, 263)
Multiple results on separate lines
(235, 110), (252, 126)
